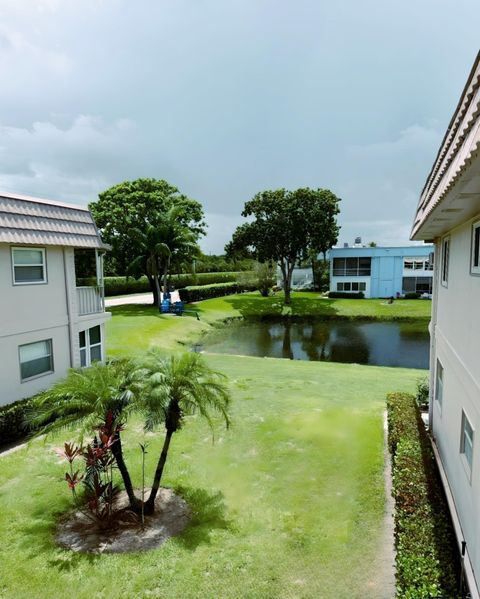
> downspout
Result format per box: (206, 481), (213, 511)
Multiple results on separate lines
(428, 241), (440, 431)
(63, 248), (76, 368)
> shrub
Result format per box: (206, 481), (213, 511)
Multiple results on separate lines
(404, 292), (421, 299)
(416, 377), (430, 411)
(327, 291), (365, 299)
(77, 272), (248, 297)
(0, 397), (44, 448)
(386, 392), (459, 598)
(179, 281), (257, 303)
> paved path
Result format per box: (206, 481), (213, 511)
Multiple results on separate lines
(105, 291), (181, 307)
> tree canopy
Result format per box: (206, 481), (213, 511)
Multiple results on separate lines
(225, 188), (340, 303)
(89, 178), (206, 277)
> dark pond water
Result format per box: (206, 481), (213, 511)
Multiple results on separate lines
(201, 320), (430, 369)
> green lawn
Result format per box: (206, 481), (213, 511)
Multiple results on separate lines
(0, 356), (421, 599)
(0, 293), (428, 598)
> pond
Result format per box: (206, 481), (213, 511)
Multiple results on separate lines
(200, 320), (430, 369)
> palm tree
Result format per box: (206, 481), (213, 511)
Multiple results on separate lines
(29, 360), (143, 512)
(135, 350), (231, 514)
(127, 206), (199, 307)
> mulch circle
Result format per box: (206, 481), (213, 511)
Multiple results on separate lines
(56, 488), (190, 554)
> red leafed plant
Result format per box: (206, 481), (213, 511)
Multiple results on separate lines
(55, 411), (125, 528)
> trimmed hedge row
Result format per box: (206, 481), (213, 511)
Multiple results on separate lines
(179, 281), (257, 303)
(77, 272), (245, 297)
(327, 291), (365, 299)
(386, 392), (459, 598)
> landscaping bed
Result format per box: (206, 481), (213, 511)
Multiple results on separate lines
(386, 392), (459, 598)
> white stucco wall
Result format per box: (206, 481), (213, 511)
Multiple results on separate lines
(0, 244), (110, 406)
(430, 216), (480, 583)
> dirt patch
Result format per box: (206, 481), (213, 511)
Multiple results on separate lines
(56, 488), (190, 554)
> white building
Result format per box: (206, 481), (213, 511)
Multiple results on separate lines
(411, 52), (480, 597)
(0, 192), (111, 407)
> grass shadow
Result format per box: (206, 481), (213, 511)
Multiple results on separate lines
(173, 486), (235, 550)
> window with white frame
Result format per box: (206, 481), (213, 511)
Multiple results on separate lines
(435, 360), (443, 407)
(337, 282), (366, 292)
(441, 237), (450, 286)
(471, 221), (480, 275)
(79, 326), (102, 367)
(403, 257), (434, 271)
(19, 339), (53, 381)
(12, 247), (47, 284)
(460, 411), (474, 473)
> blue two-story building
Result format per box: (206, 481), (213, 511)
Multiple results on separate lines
(329, 244), (434, 298)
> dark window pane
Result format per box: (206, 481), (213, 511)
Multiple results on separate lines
(402, 277), (415, 292)
(474, 227), (480, 268)
(79, 331), (86, 349)
(337, 283), (344, 291)
(14, 265), (44, 282)
(21, 356), (52, 379)
(333, 258), (345, 275)
(80, 348), (87, 367)
(352, 282), (359, 291)
(89, 325), (101, 345)
(344, 282), (351, 291)
(90, 346), (102, 363)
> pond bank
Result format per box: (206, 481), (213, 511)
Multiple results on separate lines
(106, 293), (431, 357)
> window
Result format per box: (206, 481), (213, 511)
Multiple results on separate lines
(460, 411), (474, 473)
(403, 257), (434, 271)
(333, 257), (371, 276)
(435, 360), (443, 407)
(402, 277), (433, 294)
(19, 339), (53, 381)
(79, 326), (102, 367)
(441, 237), (450, 286)
(12, 247), (47, 284)
(336, 282), (366, 292)
(471, 221), (480, 275)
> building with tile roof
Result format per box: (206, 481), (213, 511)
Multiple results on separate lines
(0, 191), (111, 406)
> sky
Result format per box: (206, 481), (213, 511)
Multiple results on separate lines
(0, 0), (478, 253)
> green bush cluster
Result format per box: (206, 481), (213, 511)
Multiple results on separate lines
(77, 272), (245, 296)
(404, 292), (421, 300)
(0, 398), (35, 448)
(386, 392), (459, 598)
(327, 291), (365, 299)
(179, 281), (257, 303)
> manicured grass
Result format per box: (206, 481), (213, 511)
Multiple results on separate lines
(0, 356), (422, 599)
(106, 292), (430, 356)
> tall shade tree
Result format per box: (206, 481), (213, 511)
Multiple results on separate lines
(29, 360), (143, 512)
(226, 188), (341, 304)
(89, 178), (206, 295)
(136, 350), (231, 515)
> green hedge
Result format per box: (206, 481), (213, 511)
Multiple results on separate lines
(77, 272), (246, 297)
(0, 398), (35, 448)
(179, 281), (257, 303)
(386, 392), (459, 598)
(328, 291), (365, 299)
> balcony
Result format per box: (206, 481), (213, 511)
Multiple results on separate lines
(77, 285), (105, 316)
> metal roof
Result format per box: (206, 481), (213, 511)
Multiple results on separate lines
(411, 52), (480, 240)
(0, 192), (109, 249)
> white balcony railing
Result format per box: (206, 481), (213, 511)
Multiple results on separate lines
(77, 286), (105, 316)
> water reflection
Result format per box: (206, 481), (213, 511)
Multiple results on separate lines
(202, 320), (429, 369)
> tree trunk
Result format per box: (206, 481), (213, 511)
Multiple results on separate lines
(148, 275), (159, 307)
(111, 434), (141, 512)
(283, 262), (294, 305)
(153, 274), (161, 306)
(162, 256), (171, 295)
(144, 429), (173, 514)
